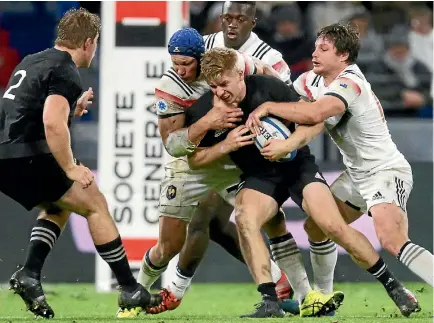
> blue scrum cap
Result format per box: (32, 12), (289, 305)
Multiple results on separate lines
(168, 28), (205, 60)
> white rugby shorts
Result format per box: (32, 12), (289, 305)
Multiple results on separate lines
(158, 166), (241, 221)
(331, 167), (413, 214)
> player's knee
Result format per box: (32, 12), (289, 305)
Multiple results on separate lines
(303, 217), (327, 241)
(73, 187), (110, 218)
(189, 211), (211, 234)
(321, 220), (346, 241)
(87, 194), (110, 218)
(235, 205), (258, 234)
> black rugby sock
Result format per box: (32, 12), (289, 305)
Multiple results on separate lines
(24, 219), (61, 280)
(95, 236), (137, 290)
(367, 258), (400, 293)
(258, 282), (278, 301)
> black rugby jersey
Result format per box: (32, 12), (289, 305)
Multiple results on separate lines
(0, 48), (82, 159)
(185, 74), (312, 177)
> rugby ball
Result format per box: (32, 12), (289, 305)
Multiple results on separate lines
(253, 116), (297, 162)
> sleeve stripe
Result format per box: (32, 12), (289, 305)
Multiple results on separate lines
(205, 33), (217, 49)
(324, 92), (348, 110)
(204, 34), (212, 49)
(340, 70), (363, 80)
(167, 68), (196, 93)
(337, 77), (361, 96)
(311, 75), (320, 87)
(258, 46), (271, 60)
(210, 33), (217, 48)
(155, 89), (196, 108)
(252, 42), (267, 57)
(158, 112), (185, 119)
(165, 70), (194, 96)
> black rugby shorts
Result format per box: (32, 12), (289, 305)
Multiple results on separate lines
(237, 153), (328, 209)
(0, 154), (75, 210)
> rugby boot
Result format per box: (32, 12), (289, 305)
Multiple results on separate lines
(275, 271), (294, 300)
(9, 267), (54, 319)
(299, 290), (344, 317)
(240, 295), (285, 318)
(116, 283), (161, 318)
(388, 285), (421, 317)
(146, 288), (182, 314)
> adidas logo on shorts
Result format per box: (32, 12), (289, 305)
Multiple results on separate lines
(372, 191), (384, 201)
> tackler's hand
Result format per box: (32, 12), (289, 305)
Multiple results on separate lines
(246, 102), (270, 135)
(205, 99), (243, 130)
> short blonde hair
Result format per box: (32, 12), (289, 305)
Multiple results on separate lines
(55, 8), (101, 49)
(201, 48), (239, 83)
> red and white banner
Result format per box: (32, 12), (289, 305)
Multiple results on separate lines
(97, 1), (187, 292)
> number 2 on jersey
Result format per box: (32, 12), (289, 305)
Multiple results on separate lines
(3, 70), (27, 100)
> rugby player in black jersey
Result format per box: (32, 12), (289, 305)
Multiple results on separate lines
(0, 8), (156, 318)
(182, 47), (348, 318)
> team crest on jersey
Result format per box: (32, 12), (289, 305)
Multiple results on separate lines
(166, 185), (177, 200)
(156, 99), (168, 113)
(340, 83), (348, 89)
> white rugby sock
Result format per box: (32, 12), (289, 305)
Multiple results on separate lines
(168, 265), (193, 299)
(138, 249), (167, 290)
(397, 241), (434, 286)
(309, 239), (337, 294)
(269, 233), (311, 303)
(270, 259), (282, 283)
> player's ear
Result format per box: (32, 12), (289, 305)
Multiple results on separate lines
(83, 38), (92, 50)
(340, 51), (349, 63)
(252, 17), (256, 28)
(238, 69), (244, 80)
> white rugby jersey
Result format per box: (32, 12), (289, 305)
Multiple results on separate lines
(204, 31), (291, 84)
(155, 54), (256, 118)
(293, 64), (409, 176)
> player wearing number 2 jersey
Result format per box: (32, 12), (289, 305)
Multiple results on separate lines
(0, 8), (157, 319)
(247, 23), (430, 316)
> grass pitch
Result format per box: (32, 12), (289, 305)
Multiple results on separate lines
(0, 282), (432, 323)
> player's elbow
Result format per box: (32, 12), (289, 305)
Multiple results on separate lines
(43, 112), (62, 134)
(309, 103), (328, 124)
(164, 141), (190, 158)
(165, 129), (196, 157)
(310, 113), (325, 124)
